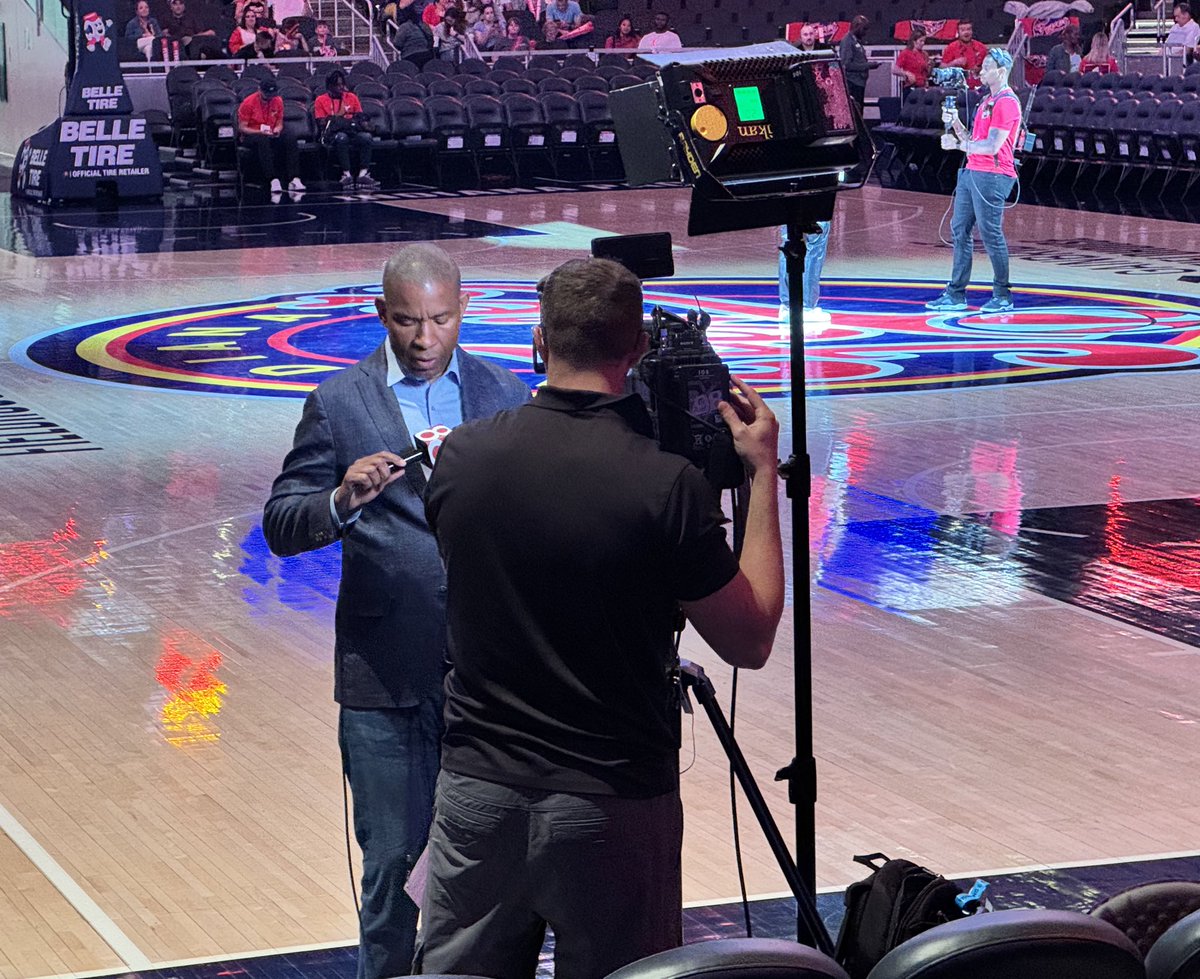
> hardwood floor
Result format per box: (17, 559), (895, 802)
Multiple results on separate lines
(2, 183), (1199, 977)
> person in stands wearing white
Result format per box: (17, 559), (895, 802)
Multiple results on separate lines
(637, 11), (681, 52)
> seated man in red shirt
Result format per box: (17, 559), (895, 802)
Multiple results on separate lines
(941, 19), (988, 87)
(313, 69), (379, 190)
(237, 77), (305, 197)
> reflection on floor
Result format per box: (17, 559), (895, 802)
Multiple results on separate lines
(816, 488), (1200, 647)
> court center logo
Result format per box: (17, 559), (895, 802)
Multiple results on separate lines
(14, 278), (1200, 398)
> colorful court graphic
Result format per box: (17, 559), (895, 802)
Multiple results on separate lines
(15, 278), (1200, 398)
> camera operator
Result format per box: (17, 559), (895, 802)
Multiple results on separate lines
(926, 47), (1021, 315)
(414, 257), (784, 979)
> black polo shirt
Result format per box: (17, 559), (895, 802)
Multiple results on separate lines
(425, 386), (740, 798)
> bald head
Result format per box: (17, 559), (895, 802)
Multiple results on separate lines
(381, 243), (462, 300)
(376, 244), (467, 382)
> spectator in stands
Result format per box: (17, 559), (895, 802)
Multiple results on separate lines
(1166, 2), (1200, 56)
(1081, 30), (1119, 72)
(434, 6), (481, 60)
(124, 0), (162, 59)
(838, 15), (878, 109)
(941, 19), (988, 87)
(229, 6), (263, 54)
(392, 16), (435, 61)
(892, 25), (931, 87)
(544, 0), (593, 47)
(502, 14), (532, 49)
(471, 4), (507, 49)
(1045, 23), (1082, 73)
(462, 0), (483, 26)
(424, 0), (448, 27)
(793, 22), (826, 51)
(278, 18), (309, 50)
(314, 69), (380, 191)
(637, 11), (682, 52)
(270, 0), (311, 24)
(160, 0), (221, 59)
(237, 77), (305, 197)
(311, 19), (340, 54)
(604, 15), (639, 48)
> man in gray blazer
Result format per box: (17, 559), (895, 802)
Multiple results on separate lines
(263, 244), (530, 979)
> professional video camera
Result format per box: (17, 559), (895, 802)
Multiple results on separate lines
(593, 231), (743, 488)
(532, 231), (743, 488)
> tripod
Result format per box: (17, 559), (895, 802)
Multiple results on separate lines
(679, 659), (831, 955)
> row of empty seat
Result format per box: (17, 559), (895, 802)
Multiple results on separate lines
(874, 74), (1200, 199)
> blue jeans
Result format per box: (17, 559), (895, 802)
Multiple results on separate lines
(946, 168), (1017, 302)
(338, 698), (443, 979)
(414, 770), (684, 979)
(778, 220), (831, 309)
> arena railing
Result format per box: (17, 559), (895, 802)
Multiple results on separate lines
(118, 53), (378, 74)
(1111, 2), (1132, 73)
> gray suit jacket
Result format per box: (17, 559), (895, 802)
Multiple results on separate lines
(263, 343), (531, 708)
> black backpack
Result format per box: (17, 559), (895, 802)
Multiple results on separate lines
(834, 853), (974, 979)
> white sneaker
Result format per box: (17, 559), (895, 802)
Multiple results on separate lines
(340, 171), (355, 188)
(803, 306), (832, 324)
(270, 191), (283, 203)
(269, 178), (283, 193)
(288, 177), (306, 192)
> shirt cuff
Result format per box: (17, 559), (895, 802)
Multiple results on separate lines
(329, 488), (362, 532)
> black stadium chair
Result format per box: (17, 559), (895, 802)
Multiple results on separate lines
(1092, 881), (1200, 959)
(425, 94), (475, 181)
(557, 65), (591, 82)
(350, 79), (390, 101)
(501, 91), (552, 180)
(278, 77), (310, 103)
(502, 77), (538, 95)
(489, 68), (520, 85)
(527, 53), (559, 71)
(867, 909), (1144, 979)
(421, 59), (455, 75)
(563, 52), (596, 70)
(1146, 907), (1200, 979)
(537, 76), (574, 95)
(538, 89), (588, 178)
(417, 70), (451, 87)
(390, 79), (427, 98)
(350, 60), (386, 80)
(594, 63), (628, 80)
(240, 62), (275, 84)
(457, 57), (490, 75)
(465, 77), (502, 96)
(386, 96), (439, 181)
(577, 87), (621, 178)
(428, 77), (465, 97)
(609, 72), (642, 89)
(606, 938), (848, 979)
(523, 66), (556, 83)
(202, 63), (238, 87)
(387, 58), (421, 75)
(277, 61), (312, 81)
(573, 74), (609, 92)
(463, 93), (513, 178)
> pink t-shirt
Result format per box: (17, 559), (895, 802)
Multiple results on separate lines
(966, 88), (1020, 178)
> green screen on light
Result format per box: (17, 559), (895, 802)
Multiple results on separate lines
(732, 86), (765, 122)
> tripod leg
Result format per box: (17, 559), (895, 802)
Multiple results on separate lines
(679, 661), (833, 956)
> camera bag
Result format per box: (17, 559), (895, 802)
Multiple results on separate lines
(833, 852), (972, 979)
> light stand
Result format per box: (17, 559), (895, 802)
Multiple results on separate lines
(608, 41), (875, 953)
